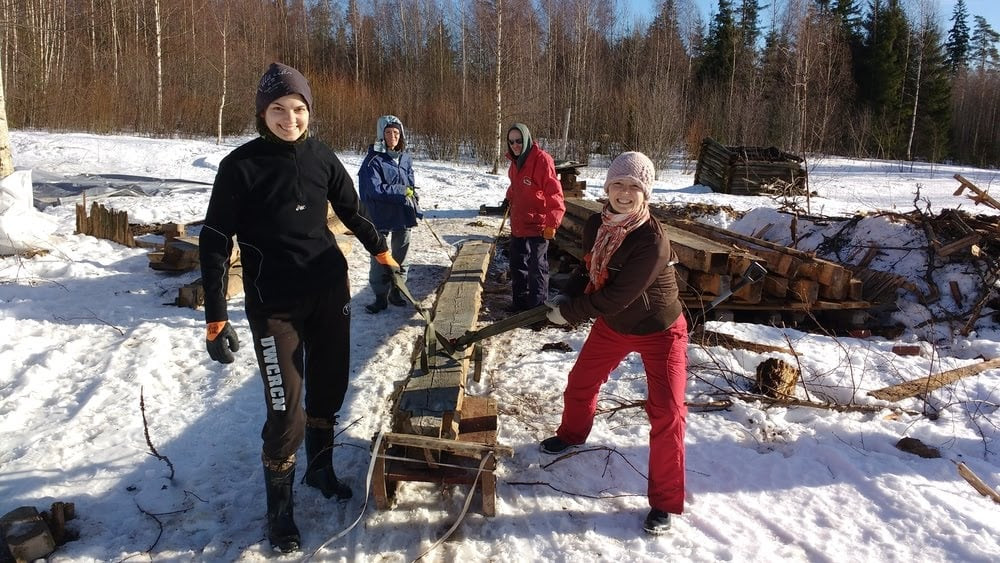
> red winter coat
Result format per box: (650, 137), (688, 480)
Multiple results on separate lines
(505, 145), (565, 238)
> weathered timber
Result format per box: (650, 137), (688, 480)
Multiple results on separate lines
(956, 462), (1000, 504)
(668, 217), (853, 292)
(176, 265), (244, 308)
(75, 202), (135, 247)
(763, 275), (790, 298)
(396, 241), (492, 438)
(953, 174), (1000, 211)
(690, 329), (792, 354)
(662, 217), (803, 278)
(788, 279), (819, 304)
(868, 357), (1000, 402)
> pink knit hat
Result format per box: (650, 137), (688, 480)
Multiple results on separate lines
(604, 151), (655, 199)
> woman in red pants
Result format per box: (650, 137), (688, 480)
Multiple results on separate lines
(541, 151), (687, 536)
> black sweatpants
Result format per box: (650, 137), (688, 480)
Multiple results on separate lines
(246, 281), (351, 461)
(509, 235), (550, 310)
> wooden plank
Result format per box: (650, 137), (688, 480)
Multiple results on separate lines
(383, 432), (513, 458)
(868, 358), (1000, 402)
(953, 174), (1000, 211)
(956, 462), (1000, 504)
(690, 329), (792, 354)
(394, 240), (492, 439)
(934, 233), (982, 257)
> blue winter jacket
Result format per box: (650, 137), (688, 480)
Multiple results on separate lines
(359, 119), (421, 231)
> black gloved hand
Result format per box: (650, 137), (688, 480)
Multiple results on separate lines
(206, 321), (240, 364)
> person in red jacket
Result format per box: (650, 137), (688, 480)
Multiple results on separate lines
(504, 123), (566, 311)
(540, 151), (686, 537)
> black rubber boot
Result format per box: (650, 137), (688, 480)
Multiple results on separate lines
(365, 295), (388, 314)
(263, 459), (300, 553)
(388, 286), (407, 306)
(304, 425), (353, 500)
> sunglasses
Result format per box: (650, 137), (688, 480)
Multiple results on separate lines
(507, 138), (524, 146)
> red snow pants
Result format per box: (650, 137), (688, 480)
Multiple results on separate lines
(556, 315), (688, 514)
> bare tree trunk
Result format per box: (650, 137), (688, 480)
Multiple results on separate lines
(461, 3), (466, 108)
(90, 0), (97, 73)
(154, 0), (163, 126)
(491, 0), (503, 175)
(0, 57), (13, 179)
(907, 35), (923, 161)
(111, 0), (119, 85)
(217, 6), (228, 145)
(561, 106), (571, 160)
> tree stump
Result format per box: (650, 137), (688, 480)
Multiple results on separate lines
(753, 358), (799, 398)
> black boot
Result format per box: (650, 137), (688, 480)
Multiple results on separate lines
(365, 295), (388, 314)
(304, 424), (353, 500)
(263, 457), (300, 553)
(388, 286), (407, 306)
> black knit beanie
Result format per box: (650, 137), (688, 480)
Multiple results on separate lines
(255, 63), (313, 115)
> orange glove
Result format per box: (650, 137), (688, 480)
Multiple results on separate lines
(542, 227), (556, 240)
(206, 321), (240, 363)
(375, 250), (400, 270)
(207, 321), (228, 341)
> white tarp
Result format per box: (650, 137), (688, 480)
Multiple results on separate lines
(0, 170), (58, 255)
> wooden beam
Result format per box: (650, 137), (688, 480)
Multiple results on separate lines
(868, 358), (1000, 402)
(382, 432), (514, 458)
(953, 174), (1000, 211)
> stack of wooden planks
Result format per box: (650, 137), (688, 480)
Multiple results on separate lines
(557, 200), (874, 316)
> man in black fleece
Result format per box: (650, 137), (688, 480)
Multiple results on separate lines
(199, 62), (399, 554)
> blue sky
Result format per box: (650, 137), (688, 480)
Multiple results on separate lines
(623, 0), (1000, 33)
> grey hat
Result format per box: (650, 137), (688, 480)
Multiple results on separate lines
(255, 63), (313, 115)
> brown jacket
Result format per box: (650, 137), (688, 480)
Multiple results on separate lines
(561, 213), (682, 335)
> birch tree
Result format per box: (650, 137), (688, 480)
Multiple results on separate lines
(0, 57), (12, 179)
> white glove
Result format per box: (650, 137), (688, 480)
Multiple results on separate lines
(545, 299), (568, 326)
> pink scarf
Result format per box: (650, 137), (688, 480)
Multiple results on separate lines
(585, 203), (650, 293)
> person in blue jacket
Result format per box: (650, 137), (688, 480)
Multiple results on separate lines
(358, 115), (421, 313)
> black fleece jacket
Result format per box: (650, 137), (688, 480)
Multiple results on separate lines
(200, 136), (387, 323)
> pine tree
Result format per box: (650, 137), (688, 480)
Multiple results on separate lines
(945, 0), (970, 74)
(970, 15), (1000, 72)
(737, 0), (762, 52)
(697, 0), (738, 84)
(857, 0), (910, 157)
(833, 0), (864, 43)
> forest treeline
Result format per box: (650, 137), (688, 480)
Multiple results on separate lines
(2, 0), (999, 168)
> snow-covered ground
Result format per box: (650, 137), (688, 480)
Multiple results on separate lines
(1, 130), (999, 562)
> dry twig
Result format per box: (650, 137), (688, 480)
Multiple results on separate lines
(140, 386), (175, 480)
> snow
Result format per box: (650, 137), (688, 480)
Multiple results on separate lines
(2, 130), (999, 562)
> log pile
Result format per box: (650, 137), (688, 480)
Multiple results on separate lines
(695, 137), (807, 196)
(557, 200), (877, 322)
